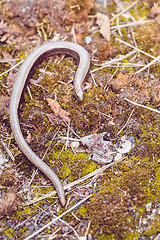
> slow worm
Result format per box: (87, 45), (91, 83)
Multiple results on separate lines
(9, 41), (90, 206)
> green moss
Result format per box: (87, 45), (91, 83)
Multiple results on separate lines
(73, 154), (160, 239)
(5, 228), (15, 238)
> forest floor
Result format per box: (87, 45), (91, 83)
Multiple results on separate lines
(0, 0), (160, 239)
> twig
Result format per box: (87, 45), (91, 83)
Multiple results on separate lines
(135, 55), (160, 74)
(110, 0), (140, 22)
(124, 98), (160, 114)
(116, 38), (160, 63)
(48, 227), (61, 240)
(117, 109), (135, 135)
(91, 50), (137, 73)
(111, 19), (151, 30)
(65, 124), (70, 151)
(0, 139), (15, 161)
(154, 233), (160, 240)
(104, 68), (119, 90)
(71, 24), (77, 44)
(24, 157), (125, 205)
(24, 194), (92, 240)
(90, 71), (97, 86)
(49, 214), (80, 240)
(103, 0), (107, 8)
(85, 221), (91, 238)
(0, 58), (21, 63)
(113, 0), (136, 22)
(0, 59), (24, 77)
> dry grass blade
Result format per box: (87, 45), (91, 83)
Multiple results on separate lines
(135, 55), (160, 74)
(110, 0), (140, 22)
(116, 38), (160, 63)
(0, 59), (24, 77)
(124, 98), (160, 114)
(111, 19), (151, 30)
(91, 50), (137, 73)
(24, 157), (125, 206)
(24, 195), (92, 240)
(0, 139), (15, 161)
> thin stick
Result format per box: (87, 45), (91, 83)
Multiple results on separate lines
(135, 55), (160, 74)
(0, 59), (24, 77)
(111, 20), (151, 30)
(71, 25), (77, 44)
(91, 50), (137, 73)
(0, 139), (15, 161)
(117, 109), (135, 135)
(110, 0), (139, 22)
(124, 98), (160, 114)
(116, 38), (160, 63)
(50, 214), (80, 240)
(24, 194), (92, 240)
(24, 157), (125, 206)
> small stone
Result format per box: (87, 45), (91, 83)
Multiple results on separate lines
(146, 202), (152, 211)
(84, 36), (92, 44)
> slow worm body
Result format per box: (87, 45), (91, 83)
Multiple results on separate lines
(9, 41), (90, 206)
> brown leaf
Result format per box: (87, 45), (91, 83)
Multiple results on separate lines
(46, 113), (67, 126)
(46, 98), (71, 123)
(96, 12), (110, 41)
(81, 132), (116, 164)
(0, 191), (17, 217)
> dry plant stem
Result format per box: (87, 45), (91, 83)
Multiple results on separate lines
(116, 38), (160, 63)
(114, 0), (136, 22)
(104, 68), (119, 90)
(111, 20), (151, 30)
(48, 227), (61, 240)
(117, 109), (135, 135)
(0, 59), (24, 77)
(0, 58), (21, 63)
(24, 157), (125, 206)
(0, 139), (15, 161)
(85, 221), (91, 238)
(117, 17), (122, 37)
(91, 50), (137, 73)
(135, 55), (160, 74)
(124, 98), (160, 114)
(71, 24), (77, 44)
(24, 194), (92, 240)
(90, 71), (97, 86)
(49, 214), (80, 240)
(65, 124), (70, 151)
(110, 0), (139, 22)
(154, 233), (160, 240)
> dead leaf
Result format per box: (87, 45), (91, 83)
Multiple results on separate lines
(46, 98), (71, 123)
(81, 133), (135, 164)
(46, 113), (67, 126)
(81, 132), (116, 164)
(96, 12), (110, 41)
(0, 191), (17, 217)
